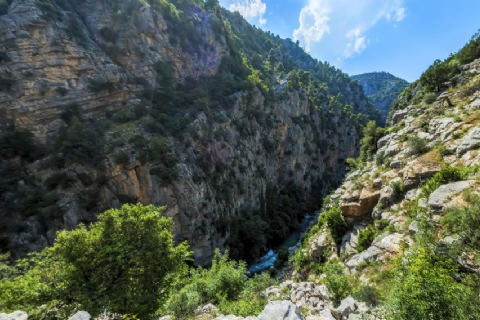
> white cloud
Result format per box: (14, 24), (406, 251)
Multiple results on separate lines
(292, 1), (330, 52)
(293, 0), (406, 61)
(345, 29), (368, 58)
(228, 0), (267, 25)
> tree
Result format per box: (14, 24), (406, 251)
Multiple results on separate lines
(359, 120), (385, 162)
(388, 248), (480, 320)
(420, 59), (449, 92)
(0, 204), (191, 319)
(205, 0), (219, 11)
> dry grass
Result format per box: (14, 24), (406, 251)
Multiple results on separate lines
(464, 110), (480, 125)
(418, 149), (443, 167)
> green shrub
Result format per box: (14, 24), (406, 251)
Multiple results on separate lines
(375, 151), (385, 166)
(359, 120), (385, 162)
(423, 92), (437, 104)
(88, 78), (116, 93)
(420, 165), (468, 198)
(113, 150), (130, 167)
(407, 136), (429, 156)
(318, 207), (348, 244)
(0, 129), (42, 161)
(0, 204), (191, 319)
(324, 263), (354, 307)
(387, 247), (480, 320)
(353, 285), (380, 307)
(56, 86), (68, 96)
(43, 172), (76, 190)
(0, 51), (10, 62)
(441, 192), (480, 249)
(357, 227), (375, 252)
(167, 250), (271, 319)
(0, 76), (15, 91)
(99, 26), (118, 43)
(0, 0), (8, 15)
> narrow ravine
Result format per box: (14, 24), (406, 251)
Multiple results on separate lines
(248, 211), (320, 274)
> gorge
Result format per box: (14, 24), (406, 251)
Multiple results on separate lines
(3, 0), (480, 320)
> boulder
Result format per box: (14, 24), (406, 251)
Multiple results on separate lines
(330, 296), (357, 320)
(309, 231), (332, 259)
(372, 179), (382, 190)
(383, 143), (401, 158)
(427, 181), (475, 211)
(377, 134), (393, 149)
(457, 127), (480, 157)
(0, 312), (28, 320)
(391, 109), (409, 125)
(390, 160), (404, 169)
(408, 221), (419, 234)
(341, 189), (381, 217)
(346, 233), (404, 270)
(318, 309), (336, 320)
(257, 301), (305, 320)
(68, 312), (90, 320)
(403, 160), (441, 190)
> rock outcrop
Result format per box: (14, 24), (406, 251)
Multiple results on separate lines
(0, 0), (368, 265)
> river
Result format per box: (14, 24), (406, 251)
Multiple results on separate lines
(247, 211), (320, 274)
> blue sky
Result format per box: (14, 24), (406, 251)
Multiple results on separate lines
(219, 0), (480, 82)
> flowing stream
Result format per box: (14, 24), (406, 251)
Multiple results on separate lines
(247, 211), (320, 274)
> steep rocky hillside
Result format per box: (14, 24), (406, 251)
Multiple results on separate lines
(286, 33), (480, 319)
(352, 72), (408, 125)
(0, 0), (375, 265)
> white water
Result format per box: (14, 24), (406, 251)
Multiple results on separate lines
(247, 211), (320, 274)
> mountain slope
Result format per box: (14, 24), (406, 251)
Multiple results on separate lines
(291, 31), (480, 319)
(0, 0), (375, 265)
(352, 72), (409, 125)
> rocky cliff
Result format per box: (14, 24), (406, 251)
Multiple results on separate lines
(0, 0), (373, 265)
(292, 39), (480, 318)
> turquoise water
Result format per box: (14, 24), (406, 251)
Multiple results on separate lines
(247, 211), (319, 274)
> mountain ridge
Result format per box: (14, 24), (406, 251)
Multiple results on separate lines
(351, 71), (409, 125)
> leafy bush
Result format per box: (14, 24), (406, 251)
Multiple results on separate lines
(0, 76), (15, 91)
(357, 227), (375, 252)
(419, 164), (477, 198)
(423, 92), (437, 104)
(56, 86), (68, 96)
(324, 263), (354, 307)
(375, 151), (385, 166)
(359, 120), (385, 162)
(441, 192), (480, 249)
(0, 51), (10, 62)
(0, 129), (42, 161)
(99, 26), (118, 43)
(388, 247), (480, 320)
(113, 150), (130, 167)
(407, 136), (429, 155)
(167, 250), (271, 318)
(87, 78), (116, 93)
(353, 285), (380, 307)
(43, 172), (76, 190)
(0, 204), (191, 319)
(318, 207), (348, 244)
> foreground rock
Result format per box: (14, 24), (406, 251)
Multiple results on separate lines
(68, 311), (91, 320)
(0, 312), (28, 320)
(214, 301), (305, 320)
(346, 233), (406, 271)
(427, 180), (475, 211)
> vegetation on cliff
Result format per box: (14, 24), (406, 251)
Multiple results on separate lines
(0, 204), (273, 319)
(0, 0), (378, 264)
(351, 72), (409, 125)
(289, 28), (480, 319)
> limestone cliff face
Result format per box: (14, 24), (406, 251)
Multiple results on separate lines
(0, 0), (226, 140)
(0, 0), (364, 265)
